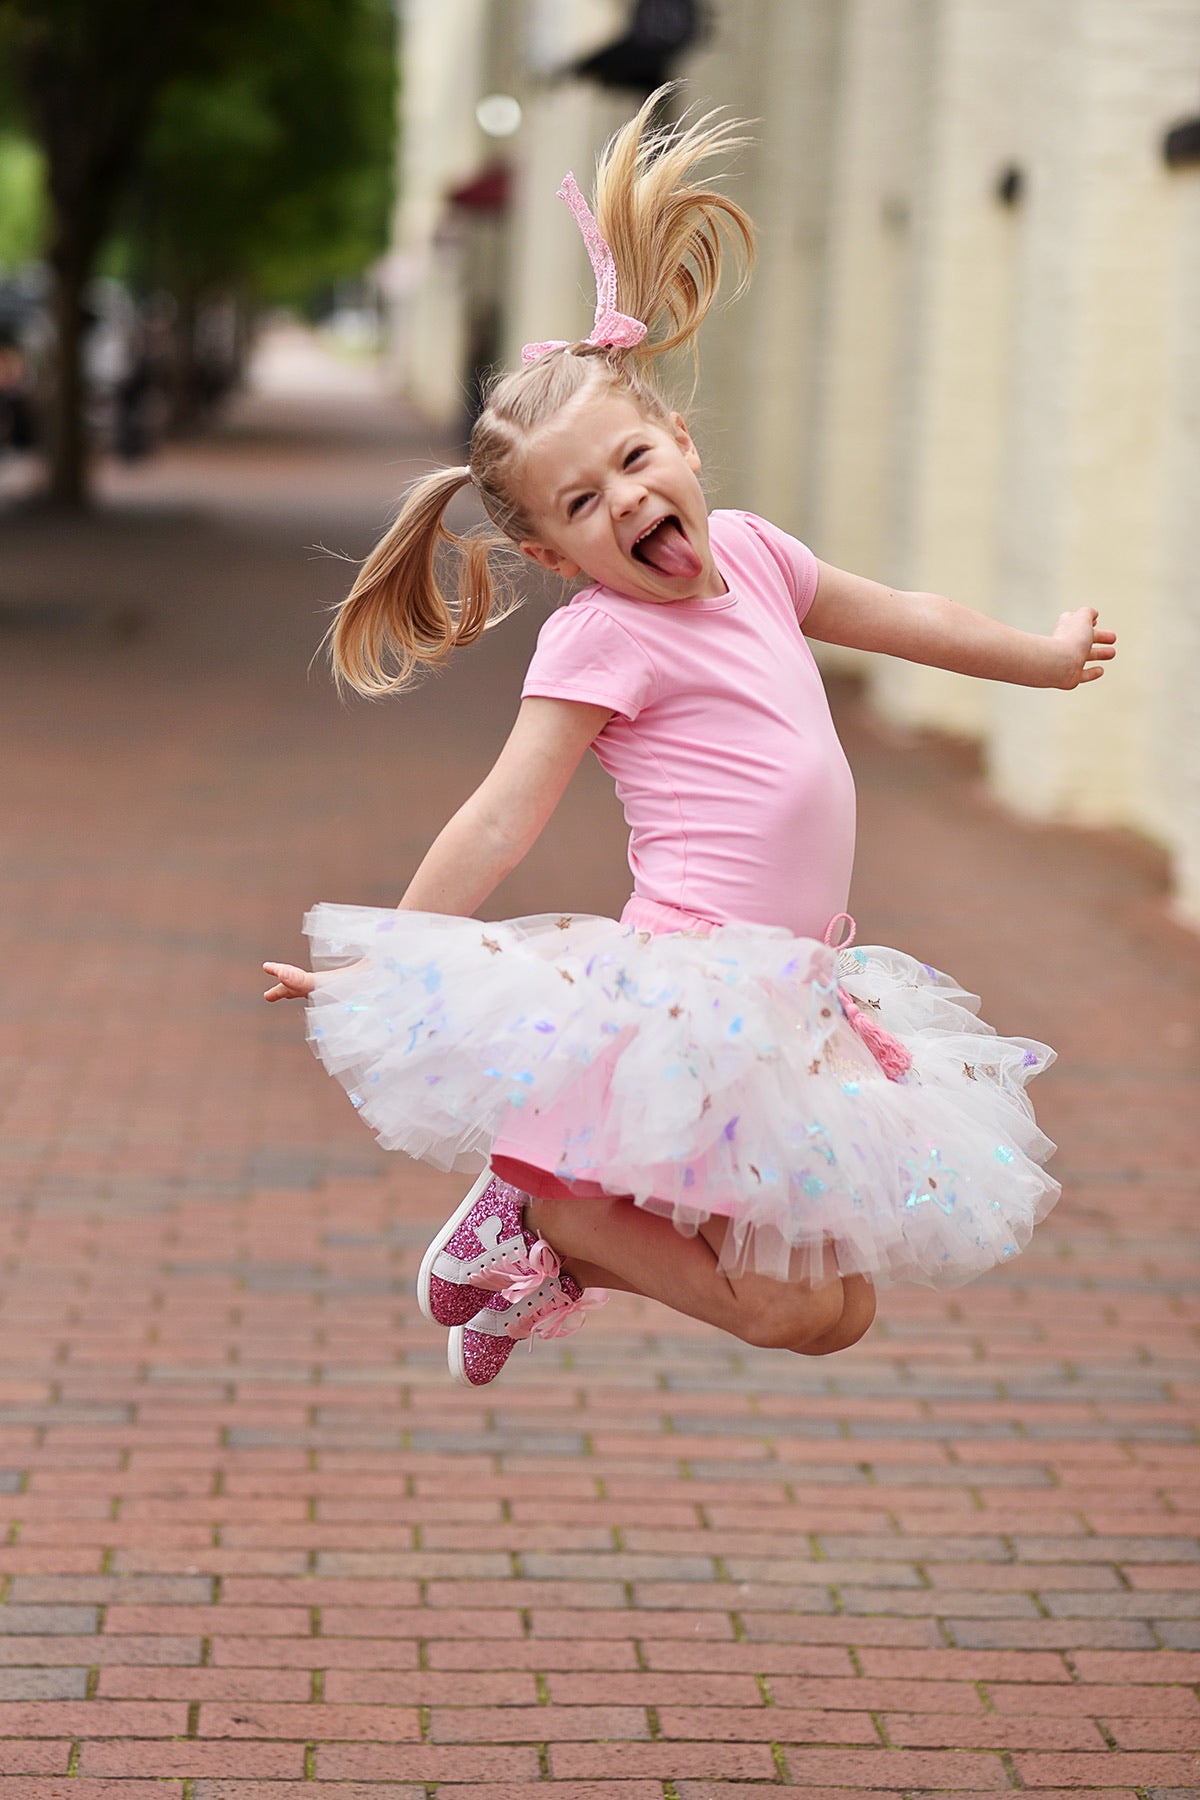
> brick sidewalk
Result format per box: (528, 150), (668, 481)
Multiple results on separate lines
(0, 370), (1197, 1797)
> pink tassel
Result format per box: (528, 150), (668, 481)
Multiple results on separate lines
(838, 985), (912, 1081)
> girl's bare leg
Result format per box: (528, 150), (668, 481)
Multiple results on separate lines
(791, 1273), (877, 1355)
(525, 1192), (874, 1355)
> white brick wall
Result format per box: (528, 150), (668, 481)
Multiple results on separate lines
(1156, 140), (1200, 924)
(807, 0), (924, 591)
(502, 78), (632, 372)
(680, 0), (841, 536)
(987, 0), (1200, 858)
(870, 0), (1025, 738)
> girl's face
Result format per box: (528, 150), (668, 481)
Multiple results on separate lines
(517, 386), (726, 603)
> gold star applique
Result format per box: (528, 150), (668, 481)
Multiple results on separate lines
(558, 967), (575, 983)
(963, 1063), (977, 1081)
(556, 915), (573, 930)
(808, 1058), (821, 1075)
(668, 1004), (682, 1018)
(701, 1095), (712, 1114)
(481, 935), (501, 955)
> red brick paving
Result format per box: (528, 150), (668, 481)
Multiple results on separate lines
(1, 365), (1198, 1795)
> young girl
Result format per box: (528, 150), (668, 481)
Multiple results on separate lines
(265, 93), (1115, 1387)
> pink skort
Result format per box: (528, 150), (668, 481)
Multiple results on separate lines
(490, 895), (714, 1203)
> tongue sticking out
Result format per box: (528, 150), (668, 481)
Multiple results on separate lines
(633, 517), (703, 579)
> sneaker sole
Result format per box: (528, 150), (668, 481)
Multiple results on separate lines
(446, 1322), (472, 1387)
(415, 1168), (497, 1325)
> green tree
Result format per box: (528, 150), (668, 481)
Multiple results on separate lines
(128, 0), (394, 312)
(0, 131), (44, 269)
(0, 1), (216, 503)
(0, 0), (395, 507)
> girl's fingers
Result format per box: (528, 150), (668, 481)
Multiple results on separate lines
(262, 961), (315, 1000)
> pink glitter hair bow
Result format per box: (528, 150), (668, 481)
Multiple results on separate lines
(521, 173), (649, 365)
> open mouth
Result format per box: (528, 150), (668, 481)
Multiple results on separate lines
(630, 514), (703, 579)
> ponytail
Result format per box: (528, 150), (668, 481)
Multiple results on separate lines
(325, 467), (516, 697)
(594, 88), (755, 364)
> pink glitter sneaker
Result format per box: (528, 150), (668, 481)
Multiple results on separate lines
(447, 1237), (607, 1388)
(417, 1171), (530, 1328)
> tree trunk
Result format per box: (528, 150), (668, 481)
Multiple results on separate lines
(46, 238), (92, 510)
(170, 285), (199, 433)
(12, 2), (204, 507)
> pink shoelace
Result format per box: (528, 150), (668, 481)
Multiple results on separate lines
(521, 174), (649, 365)
(469, 1237), (608, 1342)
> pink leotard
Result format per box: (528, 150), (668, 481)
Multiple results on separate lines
(521, 509), (856, 941)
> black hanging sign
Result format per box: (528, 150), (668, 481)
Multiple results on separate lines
(571, 0), (708, 94)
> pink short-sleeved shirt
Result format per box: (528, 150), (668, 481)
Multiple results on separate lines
(521, 509), (856, 940)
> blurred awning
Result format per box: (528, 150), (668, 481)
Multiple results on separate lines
(1163, 115), (1200, 167)
(448, 164), (511, 213)
(570, 0), (708, 93)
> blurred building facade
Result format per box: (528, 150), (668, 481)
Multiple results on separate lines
(388, 0), (1200, 924)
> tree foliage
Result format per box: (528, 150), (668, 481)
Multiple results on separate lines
(0, 130), (44, 268)
(122, 0), (395, 305)
(0, 0), (396, 502)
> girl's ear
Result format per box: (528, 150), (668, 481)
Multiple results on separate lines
(520, 539), (582, 579)
(670, 412), (702, 473)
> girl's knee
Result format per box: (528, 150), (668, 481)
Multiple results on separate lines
(802, 1274), (877, 1355)
(735, 1272), (876, 1355)
(735, 1275), (845, 1353)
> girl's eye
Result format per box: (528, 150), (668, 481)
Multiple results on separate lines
(567, 493), (592, 518)
(625, 446), (648, 467)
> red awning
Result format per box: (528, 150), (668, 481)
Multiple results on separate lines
(447, 164), (511, 213)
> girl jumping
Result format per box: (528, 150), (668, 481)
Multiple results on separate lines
(264, 92), (1115, 1387)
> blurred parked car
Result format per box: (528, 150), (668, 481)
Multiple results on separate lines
(0, 335), (36, 453)
(0, 269), (239, 465)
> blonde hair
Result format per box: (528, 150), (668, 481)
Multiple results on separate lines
(328, 88), (755, 697)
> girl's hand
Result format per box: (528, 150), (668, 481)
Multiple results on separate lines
(1051, 606), (1117, 688)
(807, 563), (1118, 690)
(263, 962), (316, 1002)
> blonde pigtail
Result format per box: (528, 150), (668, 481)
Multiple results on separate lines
(326, 466), (514, 697)
(328, 89), (757, 700)
(594, 87), (755, 364)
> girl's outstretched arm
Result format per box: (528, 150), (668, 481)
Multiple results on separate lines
(398, 696), (612, 913)
(805, 561), (1117, 689)
(263, 697), (611, 1000)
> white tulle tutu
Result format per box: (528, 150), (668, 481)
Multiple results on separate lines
(303, 904), (1058, 1287)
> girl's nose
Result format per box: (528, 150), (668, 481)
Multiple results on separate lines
(611, 475), (647, 516)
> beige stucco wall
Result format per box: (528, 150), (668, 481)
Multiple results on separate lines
(389, 0), (492, 423)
